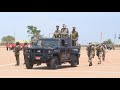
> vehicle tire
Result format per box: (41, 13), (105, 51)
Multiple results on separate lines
(25, 57), (33, 69)
(50, 56), (58, 69)
(70, 55), (78, 67)
(46, 62), (50, 67)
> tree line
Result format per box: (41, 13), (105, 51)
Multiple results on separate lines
(0, 25), (43, 44)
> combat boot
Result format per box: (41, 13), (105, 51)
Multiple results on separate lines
(89, 62), (92, 66)
(98, 61), (101, 64)
(103, 57), (105, 61)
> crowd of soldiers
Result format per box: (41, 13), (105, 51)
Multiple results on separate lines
(86, 43), (106, 66)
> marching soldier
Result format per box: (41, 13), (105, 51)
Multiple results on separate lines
(53, 25), (61, 38)
(13, 42), (21, 66)
(61, 24), (69, 38)
(101, 43), (106, 61)
(70, 27), (79, 46)
(23, 43), (28, 64)
(96, 43), (106, 64)
(79, 44), (81, 51)
(86, 43), (95, 66)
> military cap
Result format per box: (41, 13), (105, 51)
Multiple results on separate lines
(56, 25), (59, 27)
(24, 42), (28, 45)
(16, 42), (20, 45)
(63, 24), (65, 26)
(73, 27), (76, 29)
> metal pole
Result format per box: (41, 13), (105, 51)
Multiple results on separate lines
(49, 33), (50, 38)
(114, 36), (115, 45)
(100, 32), (102, 43)
(14, 32), (15, 43)
(113, 34), (116, 45)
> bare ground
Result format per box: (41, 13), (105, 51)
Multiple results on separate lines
(0, 47), (120, 78)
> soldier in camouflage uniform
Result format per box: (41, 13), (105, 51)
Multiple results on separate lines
(61, 24), (69, 38)
(78, 44), (81, 52)
(14, 42), (21, 66)
(31, 34), (39, 46)
(70, 27), (79, 46)
(96, 43), (106, 64)
(86, 43), (95, 66)
(53, 25), (61, 38)
(23, 43), (28, 64)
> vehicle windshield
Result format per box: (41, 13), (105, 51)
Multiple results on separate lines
(36, 39), (60, 47)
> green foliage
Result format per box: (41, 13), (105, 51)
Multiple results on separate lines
(103, 39), (113, 44)
(27, 25), (43, 38)
(1, 35), (15, 44)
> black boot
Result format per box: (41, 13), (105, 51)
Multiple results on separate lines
(89, 62), (92, 66)
(15, 64), (19, 66)
(98, 62), (101, 64)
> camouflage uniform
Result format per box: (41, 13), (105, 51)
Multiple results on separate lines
(78, 44), (81, 52)
(53, 25), (61, 38)
(86, 44), (95, 66)
(61, 24), (69, 38)
(70, 27), (79, 46)
(14, 42), (21, 66)
(31, 35), (39, 46)
(96, 44), (106, 64)
(23, 43), (28, 64)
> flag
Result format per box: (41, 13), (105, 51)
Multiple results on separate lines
(100, 32), (102, 38)
(114, 34), (116, 39)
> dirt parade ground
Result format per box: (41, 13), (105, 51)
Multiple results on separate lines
(0, 46), (120, 78)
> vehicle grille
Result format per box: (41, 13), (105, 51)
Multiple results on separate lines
(28, 49), (49, 54)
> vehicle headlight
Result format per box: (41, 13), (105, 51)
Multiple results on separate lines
(48, 50), (52, 54)
(27, 50), (31, 53)
(53, 50), (58, 52)
(72, 49), (78, 51)
(37, 50), (41, 53)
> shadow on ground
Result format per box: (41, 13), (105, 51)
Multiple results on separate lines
(32, 65), (78, 70)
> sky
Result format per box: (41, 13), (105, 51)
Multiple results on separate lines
(0, 12), (120, 45)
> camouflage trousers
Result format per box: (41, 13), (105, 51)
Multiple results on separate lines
(15, 55), (20, 65)
(97, 51), (105, 64)
(88, 52), (95, 63)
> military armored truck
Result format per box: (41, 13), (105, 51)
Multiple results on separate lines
(25, 37), (80, 69)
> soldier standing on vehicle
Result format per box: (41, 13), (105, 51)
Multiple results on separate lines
(23, 43), (28, 64)
(13, 42), (21, 66)
(86, 43), (95, 66)
(53, 25), (61, 38)
(61, 24), (69, 38)
(70, 27), (79, 46)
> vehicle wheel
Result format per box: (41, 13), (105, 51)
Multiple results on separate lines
(50, 56), (58, 69)
(25, 57), (33, 69)
(70, 55), (78, 67)
(46, 62), (50, 67)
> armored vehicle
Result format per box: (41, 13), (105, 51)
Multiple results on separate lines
(25, 37), (80, 69)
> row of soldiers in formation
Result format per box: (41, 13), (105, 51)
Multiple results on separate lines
(86, 43), (106, 66)
(53, 24), (79, 40)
